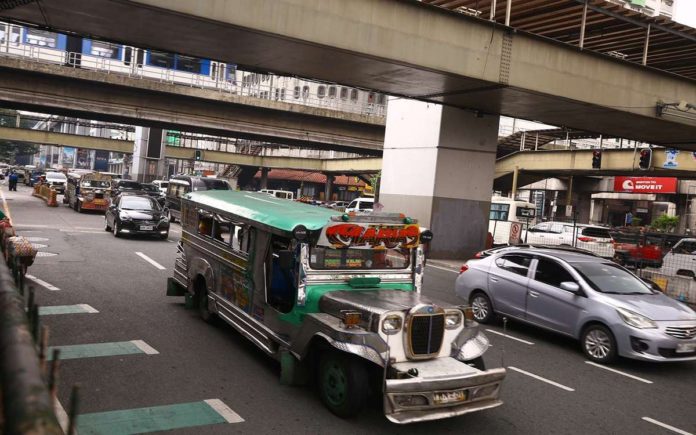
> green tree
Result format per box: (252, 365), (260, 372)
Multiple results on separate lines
(0, 141), (39, 163)
(650, 214), (679, 232)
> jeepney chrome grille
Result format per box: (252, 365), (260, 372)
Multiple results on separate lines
(665, 326), (696, 339)
(408, 314), (444, 359)
(95, 193), (104, 199)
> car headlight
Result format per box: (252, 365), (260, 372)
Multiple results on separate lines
(381, 314), (402, 334)
(120, 214), (132, 221)
(616, 307), (657, 329)
(445, 310), (463, 329)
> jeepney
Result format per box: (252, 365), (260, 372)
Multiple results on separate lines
(167, 190), (506, 424)
(64, 171), (114, 213)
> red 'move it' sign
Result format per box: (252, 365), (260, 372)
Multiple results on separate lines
(613, 176), (677, 193)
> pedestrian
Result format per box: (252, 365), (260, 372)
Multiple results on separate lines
(624, 210), (633, 226)
(8, 171), (18, 191)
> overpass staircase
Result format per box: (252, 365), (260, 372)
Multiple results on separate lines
(497, 128), (601, 158)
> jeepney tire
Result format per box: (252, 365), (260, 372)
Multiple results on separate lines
(467, 356), (486, 371)
(318, 351), (368, 419)
(197, 282), (215, 323)
(159, 232), (169, 240)
(76, 200), (82, 213)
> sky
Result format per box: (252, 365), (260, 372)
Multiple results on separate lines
(673, 0), (696, 27)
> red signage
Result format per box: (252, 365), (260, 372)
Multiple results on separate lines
(321, 223), (420, 249)
(613, 177), (677, 194)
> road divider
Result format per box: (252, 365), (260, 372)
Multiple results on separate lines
(25, 274), (60, 291)
(485, 328), (535, 345)
(47, 340), (159, 361)
(585, 361), (653, 384)
(76, 399), (243, 434)
(508, 366), (575, 392)
(642, 417), (693, 435)
(39, 304), (99, 315)
(136, 252), (166, 270)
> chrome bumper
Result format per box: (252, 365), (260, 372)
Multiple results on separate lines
(384, 357), (506, 424)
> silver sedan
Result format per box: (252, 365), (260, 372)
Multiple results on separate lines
(455, 248), (696, 364)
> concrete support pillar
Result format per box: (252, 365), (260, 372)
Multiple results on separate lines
(260, 167), (269, 190)
(132, 127), (166, 182)
(380, 98), (499, 259)
(324, 174), (334, 202)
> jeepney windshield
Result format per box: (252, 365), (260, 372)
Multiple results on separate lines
(309, 247), (411, 270)
(82, 180), (111, 188)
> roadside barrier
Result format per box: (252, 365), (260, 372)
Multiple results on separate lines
(31, 184), (59, 208)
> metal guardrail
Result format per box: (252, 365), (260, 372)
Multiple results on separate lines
(0, 259), (62, 434)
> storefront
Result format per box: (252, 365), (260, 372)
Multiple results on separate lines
(590, 177), (678, 227)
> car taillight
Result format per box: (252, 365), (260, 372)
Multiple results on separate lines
(577, 236), (595, 242)
(460, 264), (469, 274)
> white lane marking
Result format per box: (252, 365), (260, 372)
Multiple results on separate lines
(0, 189), (12, 225)
(204, 399), (245, 423)
(642, 417), (693, 435)
(135, 252), (166, 270)
(427, 264), (459, 274)
(169, 228), (182, 234)
(54, 398), (69, 433)
(60, 229), (108, 234)
(78, 304), (100, 314)
(508, 366), (575, 392)
(25, 274), (60, 291)
(14, 224), (50, 228)
(486, 329), (535, 345)
(585, 361), (653, 384)
(130, 340), (160, 355)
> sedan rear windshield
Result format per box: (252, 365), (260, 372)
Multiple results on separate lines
(581, 227), (611, 239)
(570, 262), (652, 295)
(118, 181), (142, 189)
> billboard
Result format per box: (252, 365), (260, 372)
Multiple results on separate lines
(61, 147), (75, 167)
(613, 176), (677, 194)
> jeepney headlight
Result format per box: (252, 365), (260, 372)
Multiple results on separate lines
(445, 310), (463, 329)
(85, 193), (94, 201)
(381, 314), (402, 334)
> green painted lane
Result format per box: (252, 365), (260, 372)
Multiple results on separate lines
(39, 304), (99, 315)
(47, 340), (158, 361)
(77, 399), (243, 434)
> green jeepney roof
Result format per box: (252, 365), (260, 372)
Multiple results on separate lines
(186, 190), (341, 233)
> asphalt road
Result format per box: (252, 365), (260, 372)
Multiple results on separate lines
(4, 184), (695, 434)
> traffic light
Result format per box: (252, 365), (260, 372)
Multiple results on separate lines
(195, 149), (202, 161)
(639, 148), (652, 170)
(591, 149), (602, 169)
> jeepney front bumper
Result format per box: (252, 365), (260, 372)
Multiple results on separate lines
(384, 357), (506, 424)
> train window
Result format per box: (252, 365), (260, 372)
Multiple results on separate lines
(318, 86), (326, 99)
(350, 89), (358, 102)
(148, 51), (175, 69)
(328, 86), (337, 99)
(176, 55), (199, 73)
(340, 87), (348, 100)
(124, 47), (133, 66)
(368, 92), (375, 104)
(302, 86), (310, 99)
(294, 86), (300, 99)
(90, 41), (120, 59)
(377, 93), (387, 105)
(2, 26), (21, 45)
(280, 89), (286, 100)
(211, 63), (217, 79)
(25, 29), (57, 48)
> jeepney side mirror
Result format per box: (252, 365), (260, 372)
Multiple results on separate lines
(278, 250), (294, 271)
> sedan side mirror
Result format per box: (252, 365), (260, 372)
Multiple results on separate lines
(560, 281), (581, 294)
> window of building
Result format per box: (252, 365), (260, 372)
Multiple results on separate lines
(340, 87), (348, 100)
(489, 203), (510, 221)
(350, 89), (359, 102)
(495, 254), (532, 277)
(328, 86), (337, 99)
(317, 85), (326, 99)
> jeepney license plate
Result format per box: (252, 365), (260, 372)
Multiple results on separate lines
(93, 199), (106, 205)
(676, 343), (696, 353)
(140, 225), (154, 231)
(433, 390), (467, 405)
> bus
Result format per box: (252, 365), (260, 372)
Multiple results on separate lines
(489, 196), (536, 245)
(166, 190), (505, 424)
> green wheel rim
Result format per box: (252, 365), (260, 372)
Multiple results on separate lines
(322, 361), (347, 407)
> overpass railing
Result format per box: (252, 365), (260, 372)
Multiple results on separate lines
(0, 42), (387, 118)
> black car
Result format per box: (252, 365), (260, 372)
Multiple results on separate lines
(105, 194), (169, 239)
(111, 179), (143, 198)
(140, 183), (166, 206)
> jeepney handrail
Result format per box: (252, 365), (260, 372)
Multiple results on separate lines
(0, 259), (62, 434)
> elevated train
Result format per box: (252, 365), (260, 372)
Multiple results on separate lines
(0, 22), (386, 116)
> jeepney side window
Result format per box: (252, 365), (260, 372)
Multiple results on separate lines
(212, 214), (233, 246)
(231, 225), (253, 254)
(198, 211), (214, 237)
(268, 235), (296, 313)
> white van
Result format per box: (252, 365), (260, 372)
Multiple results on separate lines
(488, 196), (536, 245)
(152, 180), (169, 194)
(345, 197), (374, 214)
(259, 189), (294, 200)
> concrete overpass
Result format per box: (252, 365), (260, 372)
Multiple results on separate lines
(0, 56), (385, 155)
(0, 125), (381, 173)
(2, 0), (695, 147)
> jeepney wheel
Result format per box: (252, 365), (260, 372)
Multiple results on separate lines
(197, 282), (215, 323)
(470, 291), (494, 324)
(318, 351), (368, 418)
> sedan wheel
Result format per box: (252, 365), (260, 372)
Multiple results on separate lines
(113, 221), (120, 238)
(582, 325), (617, 364)
(104, 217), (111, 232)
(470, 292), (493, 324)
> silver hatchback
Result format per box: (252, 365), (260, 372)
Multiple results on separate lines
(455, 248), (696, 363)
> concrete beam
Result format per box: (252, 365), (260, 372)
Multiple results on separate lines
(0, 57), (384, 154)
(2, 0), (695, 146)
(0, 126), (132, 153)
